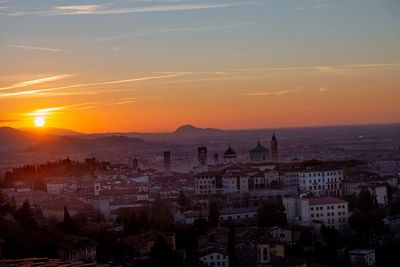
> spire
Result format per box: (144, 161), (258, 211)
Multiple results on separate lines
(272, 132), (277, 141)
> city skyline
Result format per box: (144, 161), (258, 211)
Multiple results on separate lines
(1, 0), (400, 132)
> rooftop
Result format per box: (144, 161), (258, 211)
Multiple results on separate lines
(308, 196), (347, 205)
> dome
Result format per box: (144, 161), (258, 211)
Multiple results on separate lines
(250, 141), (269, 153)
(224, 145), (236, 156)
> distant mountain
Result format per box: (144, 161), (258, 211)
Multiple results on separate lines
(0, 127), (146, 153)
(0, 127), (36, 150)
(27, 135), (145, 153)
(174, 124), (223, 134)
(19, 127), (84, 136)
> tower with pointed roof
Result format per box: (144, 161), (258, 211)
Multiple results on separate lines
(270, 133), (278, 161)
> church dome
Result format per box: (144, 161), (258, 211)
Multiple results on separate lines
(224, 146), (236, 156)
(250, 141), (269, 153)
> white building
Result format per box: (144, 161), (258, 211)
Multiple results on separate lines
(298, 170), (343, 196)
(199, 247), (229, 267)
(283, 196), (349, 231)
(222, 173), (249, 194)
(46, 182), (67, 194)
(349, 249), (375, 267)
(195, 172), (221, 195)
(219, 208), (257, 221)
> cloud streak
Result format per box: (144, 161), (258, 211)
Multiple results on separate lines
(0, 74), (74, 91)
(49, 2), (251, 16)
(244, 89), (300, 96)
(0, 72), (187, 97)
(7, 2), (254, 16)
(94, 22), (257, 42)
(10, 44), (68, 53)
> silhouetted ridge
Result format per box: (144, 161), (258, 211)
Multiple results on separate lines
(174, 124), (223, 134)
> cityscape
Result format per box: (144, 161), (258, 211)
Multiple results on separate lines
(1, 1), (400, 267)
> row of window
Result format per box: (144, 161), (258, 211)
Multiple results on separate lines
(311, 204), (346, 211)
(302, 171), (341, 177)
(207, 261), (226, 267)
(197, 180), (215, 184)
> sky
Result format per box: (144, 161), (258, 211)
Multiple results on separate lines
(0, 0), (399, 133)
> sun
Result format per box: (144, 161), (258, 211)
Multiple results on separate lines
(34, 117), (46, 127)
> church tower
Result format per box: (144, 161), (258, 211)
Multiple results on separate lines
(270, 133), (278, 161)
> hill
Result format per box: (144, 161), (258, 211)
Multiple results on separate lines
(173, 124), (223, 135)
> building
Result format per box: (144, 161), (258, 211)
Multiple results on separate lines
(223, 146), (237, 163)
(213, 153), (220, 165)
(270, 134), (278, 162)
(198, 247), (229, 267)
(132, 157), (139, 172)
(257, 239), (306, 267)
(283, 196), (349, 230)
(349, 249), (375, 267)
(198, 146), (208, 172)
(250, 141), (270, 162)
(298, 170), (344, 196)
(119, 231), (176, 262)
(39, 198), (92, 221)
(163, 151), (171, 173)
(46, 182), (67, 194)
(268, 225), (312, 246)
(58, 237), (97, 263)
(195, 171), (222, 195)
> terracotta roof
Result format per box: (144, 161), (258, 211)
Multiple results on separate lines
(308, 196), (347, 205)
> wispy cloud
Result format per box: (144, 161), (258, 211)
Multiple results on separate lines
(94, 22), (257, 42)
(0, 72), (187, 97)
(0, 119), (19, 123)
(23, 96), (156, 118)
(49, 2), (252, 16)
(319, 86), (328, 92)
(25, 107), (65, 117)
(7, 2), (254, 16)
(0, 74), (73, 91)
(295, 4), (336, 11)
(9, 44), (68, 53)
(54, 5), (103, 14)
(244, 89), (300, 96)
(230, 63), (400, 76)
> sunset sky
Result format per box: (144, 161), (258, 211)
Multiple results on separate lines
(1, 0), (400, 133)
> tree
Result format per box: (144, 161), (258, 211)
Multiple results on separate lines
(15, 199), (37, 233)
(150, 197), (173, 231)
(149, 235), (177, 267)
(228, 223), (237, 267)
(208, 201), (220, 227)
(349, 211), (367, 233)
(358, 190), (375, 212)
(63, 206), (75, 234)
(257, 202), (287, 227)
(177, 191), (188, 210)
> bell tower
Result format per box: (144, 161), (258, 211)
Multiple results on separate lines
(270, 133), (278, 161)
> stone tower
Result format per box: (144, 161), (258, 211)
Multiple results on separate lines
(270, 133), (278, 161)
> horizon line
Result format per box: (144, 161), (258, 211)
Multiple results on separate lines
(4, 121), (400, 135)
